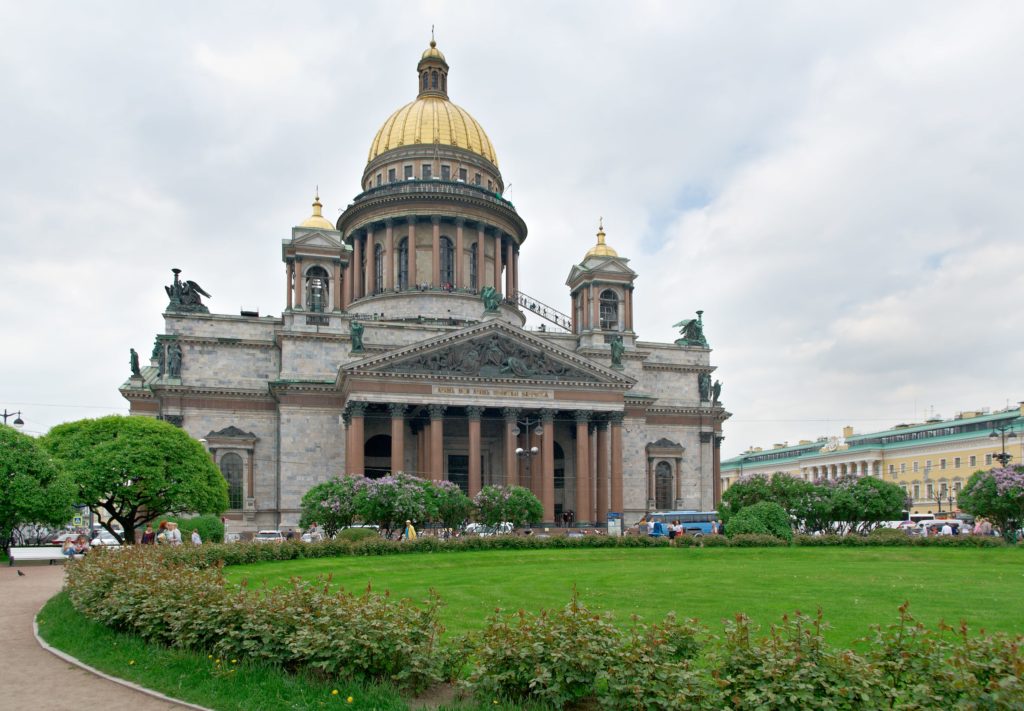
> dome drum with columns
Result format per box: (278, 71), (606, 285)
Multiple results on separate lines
(121, 39), (729, 536)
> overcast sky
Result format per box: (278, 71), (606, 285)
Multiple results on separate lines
(1, 1), (1022, 457)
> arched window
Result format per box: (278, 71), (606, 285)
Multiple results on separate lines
(440, 236), (454, 287)
(422, 72), (428, 90)
(469, 242), (479, 290)
(305, 265), (330, 313)
(655, 461), (673, 510)
(374, 243), (384, 293)
(441, 73), (446, 92)
(599, 289), (619, 330)
(398, 237), (409, 289)
(431, 71), (438, 88)
(219, 453), (244, 509)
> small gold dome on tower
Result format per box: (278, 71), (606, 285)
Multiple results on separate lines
(421, 39), (446, 62)
(299, 190), (335, 230)
(585, 218), (618, 258)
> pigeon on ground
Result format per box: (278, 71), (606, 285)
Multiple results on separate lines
(16, 570), (25, 577)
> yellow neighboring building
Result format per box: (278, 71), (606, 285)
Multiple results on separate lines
(721, 403), (1023, 514)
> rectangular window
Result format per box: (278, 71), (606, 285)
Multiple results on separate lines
(375, 173), (382, 186)
(440, 164), (451, 180)
(954, 457), (961, 468)
(388, 168), (396, 182)
(404, 165), (413, 179)
(422, 164), (432, 179)
(985, 454), (992, 466)
(925, 459), (932, 469)
(954, 481), (962, 493)
(913, 461), (919, 473)
(926, 483), (934, 498)
(474, 172), (482, 185)
(889, 464), (895, 475)
(940, 458), (946, 470)
(900, 463), (906, 473)
(459, 167), (467, 181)
(487, 180), (493, 191)
(913, 484), (920, 498)
(969, 455), (976, 467)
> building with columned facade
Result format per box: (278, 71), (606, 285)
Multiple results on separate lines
(120, 40), (729, 532)
(720, 403), (1023, 514)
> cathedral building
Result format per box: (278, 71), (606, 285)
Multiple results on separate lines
(120, 40), (729, 531)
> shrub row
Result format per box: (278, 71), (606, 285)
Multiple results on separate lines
(151, 530), (1009, 571)
(64, 546), (454, 692)
(465, 597), (1024, 709)
(65, 542), (1024, 709)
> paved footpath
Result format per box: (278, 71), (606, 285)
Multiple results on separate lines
(0, 564), (189, 710)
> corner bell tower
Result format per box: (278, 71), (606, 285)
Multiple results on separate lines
(566, 220), (637, 349)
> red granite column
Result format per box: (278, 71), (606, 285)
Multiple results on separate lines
(575, 410), (591, 525)
(385, 219), (394, 291)
(285, 260), (293, 310)
(492, 232), (502, 291)
(407, 217), (417, 288)
(610, 412), (624, 514)
(595, 418), (609, 524)
(455, 217), (464, 288)
(467, 406), (483, 496)
(389, 404), (405, 475)
(429, 405), (445, 481)
(476, 225), (485, 291)
(348, 402), (366, 476)
(503, 407), (520, 486)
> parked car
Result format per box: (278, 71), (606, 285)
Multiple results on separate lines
(90, 530), (122, 546)
(253, 530), (285, 543)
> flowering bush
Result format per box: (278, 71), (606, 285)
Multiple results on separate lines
(959, 467), (1024, 541)
(473, 485), (543, 527)
(355, 473), (435, 535)
(725, 501), (793, 541)
(428, 480), (474, 530)
(299, 475), (362, 536)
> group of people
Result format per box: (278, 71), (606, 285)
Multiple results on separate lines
(61, 534), (90, 557)
(138, 521), (202, 546)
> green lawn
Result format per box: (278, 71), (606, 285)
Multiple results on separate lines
(225, 546), (1024, 648)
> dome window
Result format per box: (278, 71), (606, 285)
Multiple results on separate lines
(440, 236), (455, 288)
(306, 266), (330, 313)
(441, 165), (451, 180)
(388, 168), (396, 183)
(422, 72), (428, 90)
(404, 165), (414, 179)
(422, 164), (432, 179)
(431, 70), (438, 89)
(398, 237), (409, 290)
(374, 244), (384, 293)
(470, 242), (479, 290)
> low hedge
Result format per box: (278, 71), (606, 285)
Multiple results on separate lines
(63, 540), (1024, 710)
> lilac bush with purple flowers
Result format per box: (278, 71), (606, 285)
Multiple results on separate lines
(959, 466), (1024, 541)
(474, 485), (543, 528)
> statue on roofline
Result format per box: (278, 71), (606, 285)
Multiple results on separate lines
(129, 348), (141, 377)
(350, 320), (365, 353)
(712, 379), (722, 405)
(610, 335), (625, 368)
(698, 371), (712, 402)
(165, 268), (212, 314)
(674, 310), (709, 348)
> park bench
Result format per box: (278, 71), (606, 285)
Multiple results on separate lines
(8, 547), (78, 565)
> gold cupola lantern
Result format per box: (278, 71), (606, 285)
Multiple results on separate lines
(299, 189), (335, 230)
(585, 218), (619, 258)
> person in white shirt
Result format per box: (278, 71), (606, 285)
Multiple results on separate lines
(940, 523), (953, 536)
(191, 529), (202, 545)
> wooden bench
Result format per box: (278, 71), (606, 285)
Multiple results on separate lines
(8, 547), (78, 565)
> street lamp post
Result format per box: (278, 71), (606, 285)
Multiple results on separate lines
(937, 484), (946, 514)
(513, 417), (544, 505)
(989, 424), (1017, 467)
(1, 409), (25, 428)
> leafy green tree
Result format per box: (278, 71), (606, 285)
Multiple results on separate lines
(958, 467), (1024, 541)
(429, 480), (475, 530)
(299, 475), (361, 536)
(0, 425), (76, 548)
(718, 474), (773, 523)
(474, 485), (543, 528)
(843, 475), (907, 533)
(43, 416), (228, 543)
(725, 500), (793, 541)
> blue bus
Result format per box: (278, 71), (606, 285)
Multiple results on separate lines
(646, 511), (719, 537)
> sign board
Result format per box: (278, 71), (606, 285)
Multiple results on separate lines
(72, 515), (83, 526)
(606, 513), (622, 537)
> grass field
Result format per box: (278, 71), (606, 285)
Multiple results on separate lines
(225, 546), (1024, 648)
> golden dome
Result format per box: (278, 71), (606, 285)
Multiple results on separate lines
(421, 39), (446, 62)
(368, 96), (499, 166)
(585, 219), (618, 258)
(299, 191), (335, 230)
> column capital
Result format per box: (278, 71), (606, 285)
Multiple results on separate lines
(608, 411), (625, 425)
(594, 417), (609, 431)
(699, 431), (713, 444)
(540, 409), (555, 424)
(295, 255), (304, 263)
(384, 217), (394, 228)
(430, 215), (441, 225)
(341, 410), (351, 427)
(466, 405), (485, 420)
(574, 410), (592, 424)
(407, 215), (418, 225)
(285, 256), (295, 265)
(714, 434), (725, 449)
(388, 403), (406, 418)
(455, 216), (466, 227)
(428, 404), (447, 420)
(347, 401), (368, 417)
(502, 407), (521, 422)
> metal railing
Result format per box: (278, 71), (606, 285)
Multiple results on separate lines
(516, 290), (572, 331)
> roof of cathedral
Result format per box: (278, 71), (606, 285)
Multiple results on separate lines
(584, 220), (619, 258)
(299, 192), (335, 230)
(367, 41), (498, 166)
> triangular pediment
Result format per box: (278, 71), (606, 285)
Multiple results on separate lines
(344, 320), (633, 387)
(566, 257), (636, 285)
(289, 230), (344, 249)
